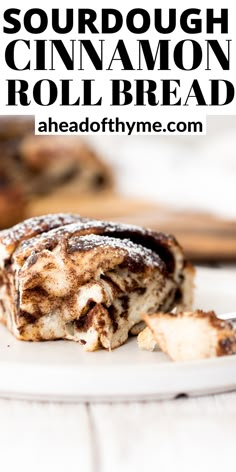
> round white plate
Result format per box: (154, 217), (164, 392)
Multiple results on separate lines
(0, 267), (236, 402)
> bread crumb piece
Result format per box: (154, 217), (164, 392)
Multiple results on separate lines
(139, 310), (236, 361)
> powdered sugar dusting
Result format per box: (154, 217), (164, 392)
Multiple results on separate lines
(13, 218), (175, 266)
(0, 213), (83, 256)
(68, 234), (164, 270)
(0, 213), (179, 276)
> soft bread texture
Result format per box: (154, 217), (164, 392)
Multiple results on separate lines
(139, 310), (236, 361)
(0, 214), (194, 351)
(138, 326), (159, 352)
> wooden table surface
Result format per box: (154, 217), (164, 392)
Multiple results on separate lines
(0, 391), (235, 472)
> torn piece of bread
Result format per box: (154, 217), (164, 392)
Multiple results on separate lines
(138, 326), (159, 352)
(139, 311), (236, 361)
(0, 214), (194, 351)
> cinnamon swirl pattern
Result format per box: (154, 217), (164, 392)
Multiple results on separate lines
(0, 214), (194, 350)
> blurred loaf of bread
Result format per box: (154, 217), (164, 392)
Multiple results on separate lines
(0, 117), (113, 228)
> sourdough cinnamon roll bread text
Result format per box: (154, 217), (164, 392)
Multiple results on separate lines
(0, 214), (194, 350)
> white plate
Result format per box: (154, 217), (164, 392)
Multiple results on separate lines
(0, 267), (236, 402)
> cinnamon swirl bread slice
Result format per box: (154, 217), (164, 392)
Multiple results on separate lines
(0, 214), (194, 351)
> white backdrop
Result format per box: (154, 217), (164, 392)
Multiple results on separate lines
(89, 116), (236, 218)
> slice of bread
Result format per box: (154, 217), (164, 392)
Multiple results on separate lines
(138, 310), (236, 361)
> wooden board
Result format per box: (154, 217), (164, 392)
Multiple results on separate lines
(28, 192), (236, 262)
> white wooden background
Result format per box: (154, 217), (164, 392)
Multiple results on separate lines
(0, 392), (235, 472)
